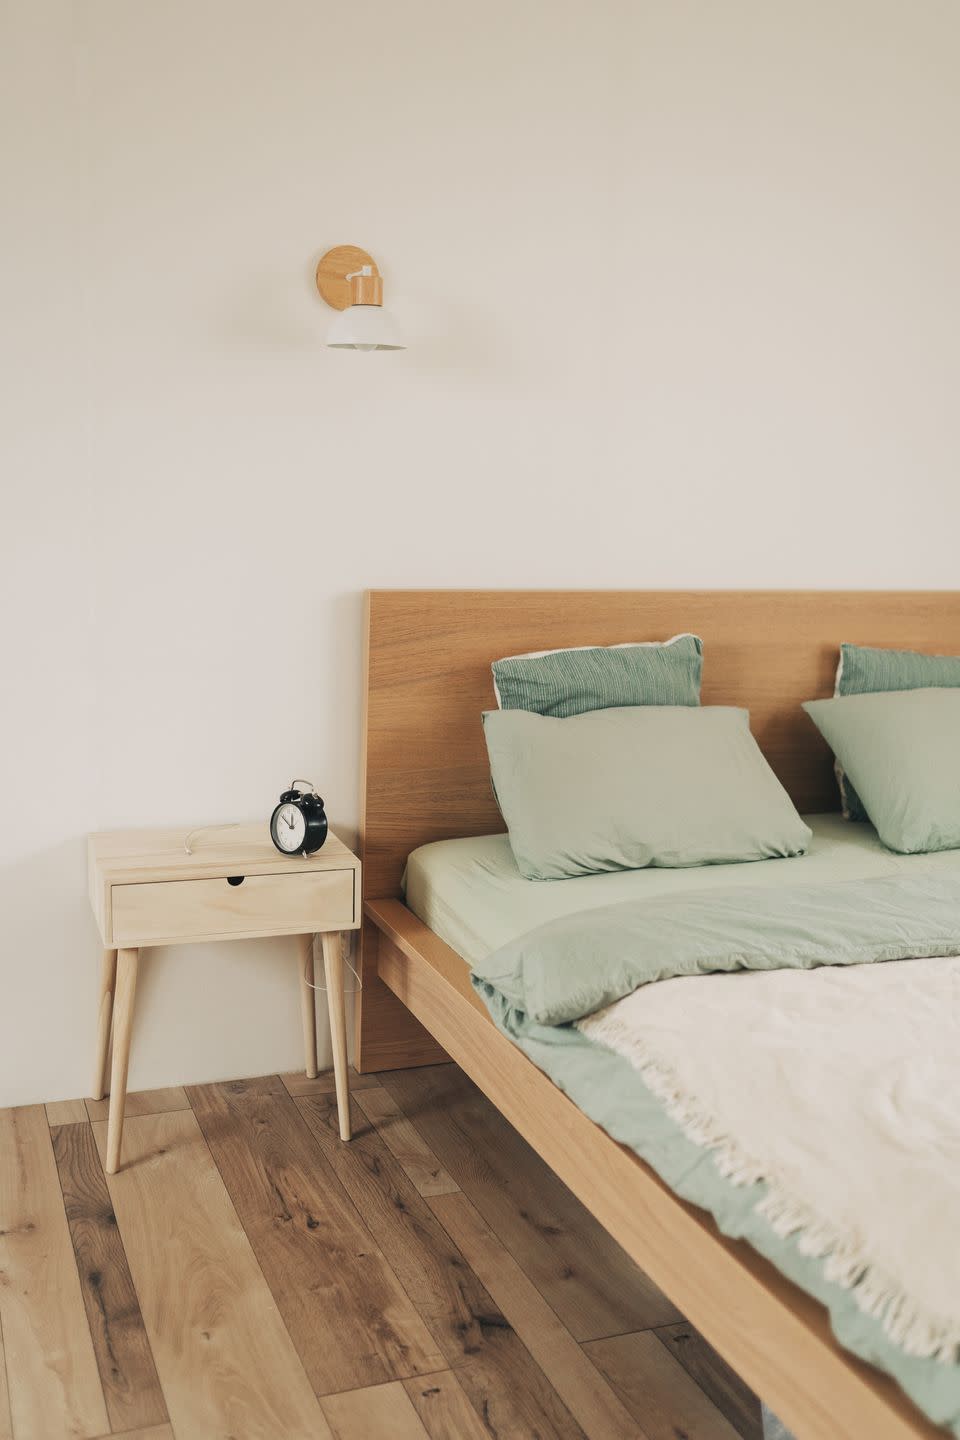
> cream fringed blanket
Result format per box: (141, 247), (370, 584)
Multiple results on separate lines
(579, 954), (960, 1362)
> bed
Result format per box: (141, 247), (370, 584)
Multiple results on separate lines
(357, 589), (960, 1440)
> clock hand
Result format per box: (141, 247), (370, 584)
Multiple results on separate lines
(286, 811), (296, 828)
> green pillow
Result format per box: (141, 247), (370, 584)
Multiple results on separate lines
(491, 633), (702, 718)
(804, 689), (960, 854)
(482, 705), (811, 881)
(835, 643), (960, 821)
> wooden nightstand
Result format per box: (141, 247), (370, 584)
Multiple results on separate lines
(87, 824), (360, 1172)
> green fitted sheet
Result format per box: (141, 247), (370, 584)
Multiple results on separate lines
(403, 817), (960, 1435)
(404, 812), (960, 966)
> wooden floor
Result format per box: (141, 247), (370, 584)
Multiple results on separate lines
(0, 1061), (764, 1440)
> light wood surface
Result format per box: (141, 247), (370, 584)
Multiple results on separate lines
(0, 1106), (109, 1440)
(431, 1190), (642, 1439)
(585, 1330), (743, 1440)
(92, 949), (116, 1102)
(377, 972), (681, 1340)
(51, 1122), (166, 1433)
(369, 897), (947, 1440)
(315, 244), (378, 310)
(186, 1075), (445, 1394)
(354, 1085), (458, 1196)
(85, 1086), (189, 1123)
(321, 1381), (431, 1440)
(656, 1322), (764, 1440)
(354, 922), (448, 1074)
(280, 1067), (382, 1098)
(92, 1109), (332, 1439)
(0, 1312), (11, 1440)
(401, 1371), (491, 1440)
(111, 869), (354, 948)
(97, 1426), (173, 1440)
(321, 931), (351, 1140)
(45, 1098), (88, 1126)
(297, 933), (319, 1079)
(106, 949), (139, 1175)
(1, 1063), (767, 1439)
(88, 824), (359, 944)
(88, 825), (360, 1175)
(297, 1094), (593, 1438)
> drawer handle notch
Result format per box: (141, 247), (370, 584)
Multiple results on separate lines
(226, 875), (245, 887)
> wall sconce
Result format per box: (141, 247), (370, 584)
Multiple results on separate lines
(315, 245), (405, 351)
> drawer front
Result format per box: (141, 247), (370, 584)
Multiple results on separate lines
(111, 869), (355, 947)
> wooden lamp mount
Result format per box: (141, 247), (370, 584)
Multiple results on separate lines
(316, 245), (383, 309)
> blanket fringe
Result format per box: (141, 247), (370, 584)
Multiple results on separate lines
(579, 1009), (960, 1364)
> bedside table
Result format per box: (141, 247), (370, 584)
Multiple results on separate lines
(87, 824), (360, 1173)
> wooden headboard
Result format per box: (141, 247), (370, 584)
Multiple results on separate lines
(362, 588), (960, 899)
(357, 588), (960, 1069)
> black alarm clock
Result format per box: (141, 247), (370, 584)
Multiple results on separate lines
(270, 780), (328, 855)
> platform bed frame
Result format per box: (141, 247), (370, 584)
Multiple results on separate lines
(357, 589), (960, 1440)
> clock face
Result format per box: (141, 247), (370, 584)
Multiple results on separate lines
(273, 802), (306, 852)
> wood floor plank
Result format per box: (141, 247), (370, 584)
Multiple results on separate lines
(322, 1381), (432, 1440)
(91, 1110), (333, 1440)
(94, 1426), (174, 1439)
(0, 1105), (109, 1440)
(355, 1086), (459, 1196)
(584, 1330), (744, 1440)
(298, 1093), (587, 1440)
(51, 1122), (167, 1434)
(0, 1312), (12, 1440)
(431, 1190), (644, 1440)
(46, 1098), (89, 1126)
(187, 1078), (446, 1394)
(402, 1371), (490, 1440)
(281, 1068), (384, 1098)
(656, 1322), (763, 1440)
(381, 1064), (682, 1340)
(85, 1086), (189, 1122)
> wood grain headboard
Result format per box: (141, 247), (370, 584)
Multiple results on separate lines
(362, 588), (960, 900)
(357, 588), (960, 1069)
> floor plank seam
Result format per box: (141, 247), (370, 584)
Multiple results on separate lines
(289, 1094), (463, 1379)
(84, 1102), (190, 1122)
(45, 1116), (115, 1434)
(0, 1309), (12, 1440)
(357, 1081), (614, 1438)
(51, 1117), (171, 1437)
(316, 1366), (455, 1400)
(182, 1088), (328, 1412)
(382, 1073), (639, 1342)
(423, 1187), (629, 1440)
(47, 1118), (109, 1421)
(292, 1092), (592, 1439)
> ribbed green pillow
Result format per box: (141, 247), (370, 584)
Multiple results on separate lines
(483, 705), (811, 880)
(492, 633), (702, 718)
(836, 644), (960, 821)
(805, 689), (960, 854)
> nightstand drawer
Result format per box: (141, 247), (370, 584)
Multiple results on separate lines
(111, 868), (355, 946)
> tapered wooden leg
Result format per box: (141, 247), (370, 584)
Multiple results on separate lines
(92, 948), (117, 1101)
(321, 931), (351, 1141)
(106, 947), (139, 1175)
(297, 934), (318, 1079)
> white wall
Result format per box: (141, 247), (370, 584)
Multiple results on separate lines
(2, 1), (959, 1107)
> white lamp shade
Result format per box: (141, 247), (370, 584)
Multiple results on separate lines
(326, 303), (405, 351)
